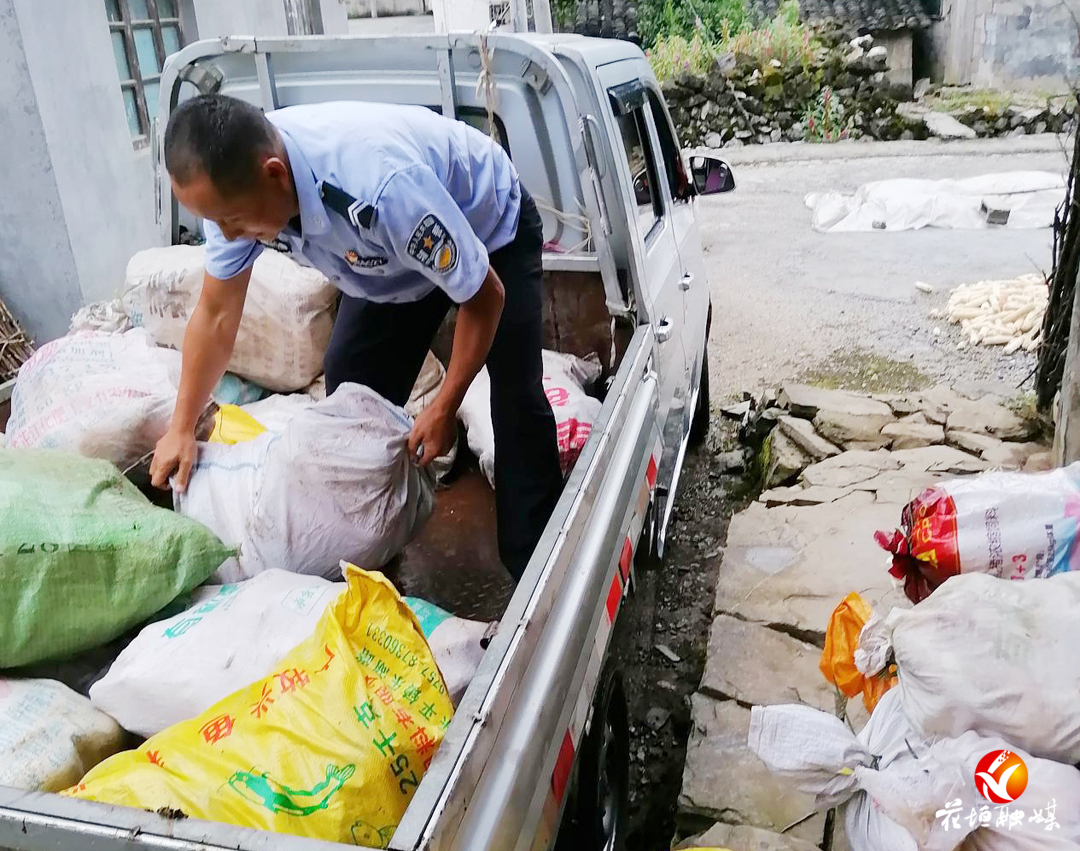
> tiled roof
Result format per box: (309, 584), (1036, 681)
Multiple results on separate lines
(750, 0), (933, 30)
(556, 0), (641, 41)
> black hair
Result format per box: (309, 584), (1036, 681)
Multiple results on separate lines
(164, 94), (277, 193)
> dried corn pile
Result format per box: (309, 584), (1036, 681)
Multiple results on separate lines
(935, 274), (1048, 354)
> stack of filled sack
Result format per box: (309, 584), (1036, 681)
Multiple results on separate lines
(754, 465), (1080, 851)
(0, 247), (488, 845)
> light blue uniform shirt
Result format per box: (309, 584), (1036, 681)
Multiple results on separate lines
(203, 101), (521, 304)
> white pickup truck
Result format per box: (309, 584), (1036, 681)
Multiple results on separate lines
(0, 28), (733, 851)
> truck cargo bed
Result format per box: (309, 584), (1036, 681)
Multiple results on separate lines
(388, 466), (513, 622)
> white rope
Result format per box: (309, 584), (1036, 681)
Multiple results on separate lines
(475, 31), (499, 140)
(474, 37), (593, 255)
(533, 195), (593, 253)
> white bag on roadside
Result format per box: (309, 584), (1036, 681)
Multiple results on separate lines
(0, 678), (126, 792)
(749, 689), (1080, 851)
(856, 571), (1080, 763)
(5, 329), (181, 470)
(458, 350), (602, 486)
(175, 383), (434, 583)
(90, 570), (489, 736)
(123, 245), (337, 392)
(749, 690), (919, 851)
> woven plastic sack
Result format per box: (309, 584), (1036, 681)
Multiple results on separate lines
(875, 464), (1080, 603)
(91, 570), (487, 736)
(0, 678), (126, 792)
(750, 688), (1080, 851)
(6, 330), (263, 470)
(6, 330), (182, 470)
(749, 689), (919, 851)
(857, 728), (1080, 851)
(68, 564), (454, 848)
(175, 384), (434, 583)
(855, 571), (1080, 762)
(122, 246), (337, 393)
(0, 450), (231, 668)
(458, 350), (602, 486)
(820, 592), (897, 713)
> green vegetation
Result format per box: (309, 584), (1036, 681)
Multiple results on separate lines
(802, 86), (855, 142)
(721, 0), (818, 70)
(926, 88), (1014, 114)
(925, 86), (1071, 115)
(800, 349), (931, 394)
(647, 31), (718, 79)
(647, 0), (819, 82)
(638, 0), (749, 47)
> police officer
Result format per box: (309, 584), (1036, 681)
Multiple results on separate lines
(150, 93), (563, 580)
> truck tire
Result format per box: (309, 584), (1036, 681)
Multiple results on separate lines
(555, 667), (629, 851)
(689, 353), (710, 446)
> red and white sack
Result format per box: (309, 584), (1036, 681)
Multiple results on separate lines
(458, 350), (602, 486)
(875, 464), (1080, 603)
(122, 245), (337, 392)
(855, 571), (1080, 763)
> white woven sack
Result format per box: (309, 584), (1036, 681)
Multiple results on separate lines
(123, 245), (337, 392)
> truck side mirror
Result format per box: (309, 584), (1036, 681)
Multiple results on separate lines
(690, 156), (735, 195)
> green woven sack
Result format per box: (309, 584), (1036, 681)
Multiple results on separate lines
(0, 450), (233, 668)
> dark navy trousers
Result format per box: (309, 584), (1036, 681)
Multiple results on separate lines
(324, 190), (563, 580)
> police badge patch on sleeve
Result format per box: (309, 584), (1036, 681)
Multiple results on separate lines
(407, 214), (459, 274)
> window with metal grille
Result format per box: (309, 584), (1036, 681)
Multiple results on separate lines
(106, 0), (184, 145)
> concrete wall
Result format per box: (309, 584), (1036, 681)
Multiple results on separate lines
(0, 0), (158, 343)
(189, 0), (348, 36)
(973, 0), (1079, 89)
(931, 0), (1079, 89)
(0, 0), (83, 342)
(875, 30), (914, 88)
(344, 0), (428, 17)
(0, 0), (350, 345)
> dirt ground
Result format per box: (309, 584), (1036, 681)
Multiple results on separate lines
(613, 416), (751, 851)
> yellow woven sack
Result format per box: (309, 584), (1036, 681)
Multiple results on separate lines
(65, 563), (454, 848)
(208, 404), (267, 445)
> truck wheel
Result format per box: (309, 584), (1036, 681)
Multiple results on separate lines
(689, 353), (710, 446)
(556, 668), (629, 851)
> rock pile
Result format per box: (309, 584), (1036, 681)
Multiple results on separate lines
(950, 99), (1076, 138)
(741, 382), (1049, 494)
(661, 33), (918, 148)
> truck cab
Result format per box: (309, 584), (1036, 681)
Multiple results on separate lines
(0, 29), (731, 851)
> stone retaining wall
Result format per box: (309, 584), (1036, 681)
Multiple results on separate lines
(660, 34), (1076, 146)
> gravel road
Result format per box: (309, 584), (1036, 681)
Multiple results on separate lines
(697, 135), (1070, 400)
